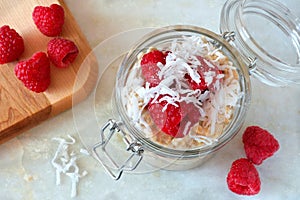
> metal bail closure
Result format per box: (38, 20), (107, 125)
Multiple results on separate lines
(247, 56), (258, 75)
(222, 31), (235, 42)
(92, 119), (144, 180)
(222, 31), (258, 75)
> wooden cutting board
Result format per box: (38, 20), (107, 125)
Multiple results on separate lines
(0, 0), (97, 144)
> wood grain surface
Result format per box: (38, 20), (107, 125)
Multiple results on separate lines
(0, 0), (96, 144)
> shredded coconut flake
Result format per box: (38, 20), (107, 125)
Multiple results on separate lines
(80, 148), (90, 156)
(51, 135), (88, 198)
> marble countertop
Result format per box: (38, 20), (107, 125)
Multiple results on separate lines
(1, 0), (300, 199)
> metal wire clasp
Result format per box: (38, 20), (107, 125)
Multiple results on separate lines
(247, 56), (257, 74)
(92, 119), (144, 180)
(222, 31), (236, 42)
(222, 31), (258, 74)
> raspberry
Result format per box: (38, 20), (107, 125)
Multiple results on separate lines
(227, 158), (261, 195)
(184, 72), (207, 91)
(177, 117), (194, 137)
(47, 38), (79, 68)
(14, 52), (50, 93)
(243, 126), (280, 165)
(148, 95), (183, 138)
(32, 4), (64, 37)
(180, 101), (200, 124)
(0, 25), (24, 64)
(148, 97), (201, 138)
(140, 49), (167, 87)
(185, 56), (222, 91)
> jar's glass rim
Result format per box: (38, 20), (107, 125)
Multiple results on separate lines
(115, 25), (251, 158)
(220, 0), (300, 86)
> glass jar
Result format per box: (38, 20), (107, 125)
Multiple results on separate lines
(72, 0), (300, 180)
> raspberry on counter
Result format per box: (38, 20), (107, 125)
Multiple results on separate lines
(226, 126), (280, 195)
(0, 25), (24, 64)
(243, 126), (280, 165)
(227, 158), (261, 195)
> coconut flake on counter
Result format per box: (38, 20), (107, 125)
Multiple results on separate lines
(80, 148), (90, 156)
(51, 135), (88, 198)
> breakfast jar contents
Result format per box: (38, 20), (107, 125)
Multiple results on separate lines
(122, 35), (242, 150)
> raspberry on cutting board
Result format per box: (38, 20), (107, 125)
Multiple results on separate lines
(242, 126), (280, 165)
(0, 25), (24, 64)
(227, 158), (261, 195)
(14, 52), (51, 93)
(47, 38), (79, 68)
(32, 4), (65, 37)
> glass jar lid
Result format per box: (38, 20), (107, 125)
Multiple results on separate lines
(220, 0), (300, 86)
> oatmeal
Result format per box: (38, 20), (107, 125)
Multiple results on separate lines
(121, 35), (241, 149)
